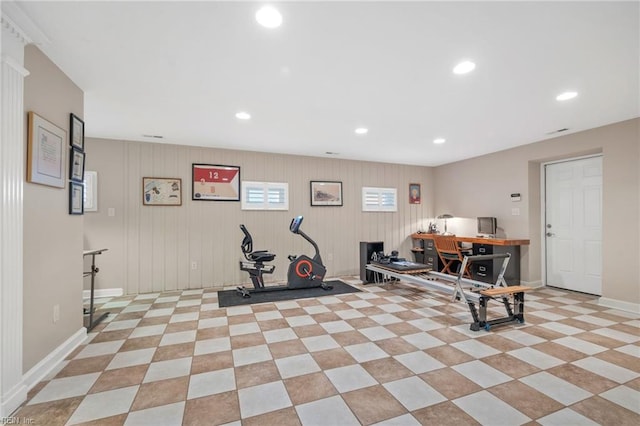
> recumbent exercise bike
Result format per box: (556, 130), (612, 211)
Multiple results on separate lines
(237, 216), (333, 297)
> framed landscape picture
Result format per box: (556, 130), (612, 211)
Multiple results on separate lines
(310, 181), (343, 206)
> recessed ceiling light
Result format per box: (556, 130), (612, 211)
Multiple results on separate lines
(433, 138), (446, 144)
(355, 128), (368, 135)
(453, 61), (476, 75)
(256, 6), (282, 28)
(556, 91), (578, 101)
(235, 112), (251, 120)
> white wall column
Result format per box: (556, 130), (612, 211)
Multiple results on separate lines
(0, 13), (30, 417)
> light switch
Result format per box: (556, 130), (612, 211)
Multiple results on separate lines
(108, 208), (115, 217)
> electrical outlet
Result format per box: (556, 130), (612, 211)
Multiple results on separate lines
(53, 304), (60, 323)
(327, 253), (333, 262)
(191, 261), (197, 270)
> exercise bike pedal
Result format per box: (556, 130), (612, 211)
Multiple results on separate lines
(235, 286), (251, 298)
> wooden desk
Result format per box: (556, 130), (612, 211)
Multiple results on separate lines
(411, 234), (529, 285)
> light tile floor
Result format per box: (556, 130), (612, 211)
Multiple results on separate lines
(13, 278), (640, 426)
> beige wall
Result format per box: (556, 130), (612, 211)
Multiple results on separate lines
(83, 139), (434, 294)
(434, 118), (640, 304)
(23, 46), (84, 371)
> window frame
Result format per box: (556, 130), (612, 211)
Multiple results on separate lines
(362, 186), (398, 212)
(241, 181), (289, 211)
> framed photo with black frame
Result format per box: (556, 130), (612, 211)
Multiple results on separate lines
(69, 182), (84, 215)
(310, 181), (343, 206)
(192, 164), (241, 201)
(70, 113), (84, 151)
(69, 147), (85, 182)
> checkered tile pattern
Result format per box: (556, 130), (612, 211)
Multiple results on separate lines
(14, 278), (640, 425)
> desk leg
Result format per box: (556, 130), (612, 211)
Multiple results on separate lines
(88, 254), (96, 328)
(85, 253), (109, 331)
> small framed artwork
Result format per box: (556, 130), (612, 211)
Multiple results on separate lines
(409, 183), (421, 204)
(70, 113), (84, 151)
(69, 182), (84, 215)
(310, 181), (343, 206)
(27, 111), (66, 188)
(192, 164), (241, 201)
(143, 177), (182, 206)
(69, 147), (85, 182)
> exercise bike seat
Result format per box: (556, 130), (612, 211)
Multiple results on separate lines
(248, 251), (276, 263)
(240, 225), (276, 263)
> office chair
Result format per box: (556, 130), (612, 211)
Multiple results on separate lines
(434, 235), (472, 278)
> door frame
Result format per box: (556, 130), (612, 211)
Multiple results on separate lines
(539, 153), (603, 287)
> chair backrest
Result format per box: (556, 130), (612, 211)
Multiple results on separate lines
(434, 236), (462, 259)
(239, 225), (253, 257)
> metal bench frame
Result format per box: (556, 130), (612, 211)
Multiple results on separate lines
(366, 253), (530, 331)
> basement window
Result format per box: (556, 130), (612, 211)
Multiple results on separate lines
(241, 181), (289, 211)
(362, 187), (397, 212)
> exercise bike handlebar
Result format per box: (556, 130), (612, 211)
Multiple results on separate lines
(289, 216), (323, 264)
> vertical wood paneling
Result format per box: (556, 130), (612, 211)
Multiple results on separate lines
(1, 55), (27, 414)
(85, 138), (434, 294)
(126, 144), (142, 294)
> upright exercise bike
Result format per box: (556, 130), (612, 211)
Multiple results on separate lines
(237, 216), (333, 297)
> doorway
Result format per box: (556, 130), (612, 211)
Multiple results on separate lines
(544, 155), (602, 295)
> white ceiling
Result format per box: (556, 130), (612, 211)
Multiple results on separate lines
(7, 1), (640, 166)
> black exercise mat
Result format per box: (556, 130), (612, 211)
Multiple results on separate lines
(218, 280), (361, 307)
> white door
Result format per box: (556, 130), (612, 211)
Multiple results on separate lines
(545, 156), (602, 295)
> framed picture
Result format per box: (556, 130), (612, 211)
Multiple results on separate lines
(143, 177), (182, 206)
(310, 181), (343, 206)
(409, 183), (421, 204)
(69, 182), (84, 215)
(27, 111), (66, 188)
(192, 164), (241, 201)
(70, 113), (84, 151)
(69, 147), (85, 182)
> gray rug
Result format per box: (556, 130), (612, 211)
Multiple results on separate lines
(218, 280), (361, 307)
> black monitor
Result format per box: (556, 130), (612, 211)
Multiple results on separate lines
(477, 217), (497, 237)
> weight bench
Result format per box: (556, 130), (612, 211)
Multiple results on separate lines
(472, 285), (531, 331)
(366, 253), (532, 331)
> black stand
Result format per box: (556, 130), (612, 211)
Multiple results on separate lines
(83, 248), (109, 331)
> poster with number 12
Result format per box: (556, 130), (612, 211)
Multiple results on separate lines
(192, 164), (241, 201)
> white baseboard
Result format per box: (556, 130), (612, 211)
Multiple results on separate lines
(82, 287), (123, 300)
(22, 328), (87, 392)
(597, 297), (640, 314)
(520, 280), (543, 289)
(1, 381), (27, 418)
